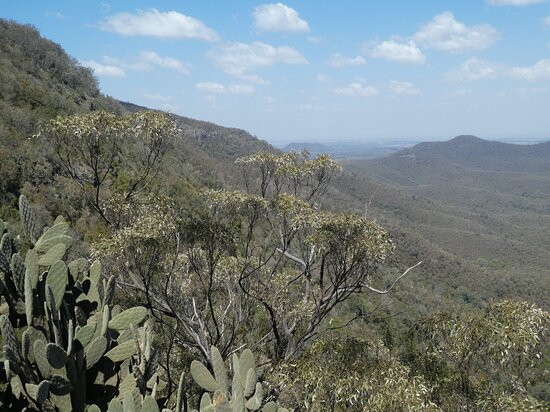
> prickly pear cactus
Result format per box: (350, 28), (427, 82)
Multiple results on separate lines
(0, 195), (160, 411)
(190, 346), (289, 412)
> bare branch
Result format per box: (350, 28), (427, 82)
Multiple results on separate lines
(362, 261), (422, 295)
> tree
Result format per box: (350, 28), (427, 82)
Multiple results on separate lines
(410, 300), (549, 410)
(96, 151), (419, 367)
(38, 110), (177, 224)
(274, 337), (438, 411)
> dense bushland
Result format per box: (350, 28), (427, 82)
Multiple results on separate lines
(0, 19), (548, 410)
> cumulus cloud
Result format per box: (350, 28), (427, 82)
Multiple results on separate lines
(327, 53), (366, 68)
(139, 51), (190, 74)
(252, 3), (309, 33)
(195, 82), (255, 94)
(98, 8), (219, 41)
(508, 59), (550, 80)
(369, 40), (426, 64)
(448, 58), (550, 81)
(389, 80), (420, 95)
(103, 52), (190, 75)
(414, 12), (499, 52)
(487, 0), (547, 6)
(447, 58), (504, 80)
(333, 82), (379, 97)
(208, 41), (308, 83)
(81, 60), (126, 77)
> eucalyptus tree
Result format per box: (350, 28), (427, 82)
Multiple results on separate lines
(96, 151), (418, 366)
(38, 110), (177, 224)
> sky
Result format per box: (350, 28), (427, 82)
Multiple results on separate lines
(3, 1), (550, 144)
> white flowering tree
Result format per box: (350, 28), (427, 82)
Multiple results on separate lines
(96, 151), (417, 369)
(39, 110), (176, 224)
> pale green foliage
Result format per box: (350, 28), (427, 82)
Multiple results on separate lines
(97, 151), (396, 362)
(205, 189), (269, 216)
(235, 150), (341, 199)
(96, 193), (178, 256)
(275, 337), (438, 411)
(476, 393), (547, 411)
(305, 211), (394, 261)
(38, 110), (177, 223)
(418, 300), (549, 410)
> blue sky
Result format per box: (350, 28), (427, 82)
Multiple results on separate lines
(3, 1), (550, 144)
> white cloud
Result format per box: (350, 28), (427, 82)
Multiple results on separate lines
(450, 88), (474, 96)
(307, 36), (323, 43)
(414, 12), (499, 52)
(252, 3), (309, 33)
(81, 60), (126, 77)
(448, 57), (550, 81)
(333, 82), (379, 97)
(99, 8), (219, 41)
(143, 93), (172, 102)
(45, 11), (67, 19)
(103, 52), (190, 75)
(139, 51), (190, 74)
(196, 82), (226, 94)
(544, 16), (550, 27)
(195, 82), (255, 94)
(389, 80), (420, 95)
(316, 73), (331, 83)
(508, 59), (550, 80)
(370, 40), (426, 64)
(298, 103), (323, 111)
(209, 41), (308, 83)
(447, 58), (504, 81)
(487, 0), (547, 6)
(327, 53), (366, 68)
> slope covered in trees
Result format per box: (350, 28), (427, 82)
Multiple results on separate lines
(344, 136), (550, 309)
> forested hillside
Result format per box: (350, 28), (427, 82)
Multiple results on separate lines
(344, 136), (550, 309)
(0, 19), (548, 411)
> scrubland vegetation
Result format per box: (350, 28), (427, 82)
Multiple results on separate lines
(0, 19), (548, 411)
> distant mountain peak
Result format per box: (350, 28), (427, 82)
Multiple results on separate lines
(449, 135), (484, 144)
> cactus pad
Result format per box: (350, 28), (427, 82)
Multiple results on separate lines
(84, 336), (107, 369)
(107, 399), (124, 412)
(19, 195), (39, 244)
(191, 360), (218, 392)
(105, 339), (138, 362)
(35, 235), (73, 253)
(46, 260), (68, 310)
(108, 306), (148, 331)
(26, 380), (50, 404)
(141, 395), (159, 412)
(25, 249), (39, 289)
(38, 244), (67, 267)
(49, 374), (74, 395)
(46, 343), (68, 369)
(35, 221), (70, 247)
(75, 324), (96, 348)
(34, 339), (51, 378)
